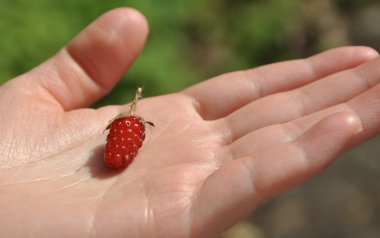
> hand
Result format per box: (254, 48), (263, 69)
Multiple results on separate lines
(0, 8), (379, 238)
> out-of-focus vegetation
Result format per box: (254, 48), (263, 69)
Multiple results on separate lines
(0, 0), (301, 104)
(2, 0), (378, 106)
(1, 0), (380, 237)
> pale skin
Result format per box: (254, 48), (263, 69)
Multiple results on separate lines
(1, 8), (380, 238)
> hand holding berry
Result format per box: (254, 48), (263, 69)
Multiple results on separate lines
(0, 8), (379, 238)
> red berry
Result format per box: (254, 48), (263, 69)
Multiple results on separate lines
(104, 87), (153, 169)
(104, 116), (145, 169)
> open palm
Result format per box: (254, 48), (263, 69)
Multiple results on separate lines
(1, 8), (380, 238)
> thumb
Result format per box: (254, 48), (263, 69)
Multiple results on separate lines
(11, 8), (148, 111)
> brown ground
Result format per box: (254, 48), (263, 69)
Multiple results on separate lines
(221, 135), (380, 238)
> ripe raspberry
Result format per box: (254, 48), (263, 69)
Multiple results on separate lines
(104, 88), (153, 169)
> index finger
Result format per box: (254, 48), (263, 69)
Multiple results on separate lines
(182, 46), (378, 120)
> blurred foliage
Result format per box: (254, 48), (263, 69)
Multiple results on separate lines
(1, 0), (379, 107)
(0, 0), (306, 106)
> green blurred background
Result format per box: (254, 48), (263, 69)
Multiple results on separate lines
(1, 0), (380, 237)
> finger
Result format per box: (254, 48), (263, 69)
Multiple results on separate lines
(224, 56), (380, 142)
(300, 80), (380, 145)
(183, 46), (378, 120)
(227, 104), (354, 159)
(348, 84), (380, 140)
(228, 63), (380, 159)
(192, 112), (361, 237)
(13, 8), (148, 110)
(228, 74), (380, 158)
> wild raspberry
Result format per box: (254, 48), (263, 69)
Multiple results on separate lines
(104, 88), (153, 169)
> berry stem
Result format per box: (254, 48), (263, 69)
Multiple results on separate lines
(129, 87), (143, 116)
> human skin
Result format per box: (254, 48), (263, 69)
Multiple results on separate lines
(0, 8), (380, 238)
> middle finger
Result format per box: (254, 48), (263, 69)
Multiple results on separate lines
(222, 56), (380, 143)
